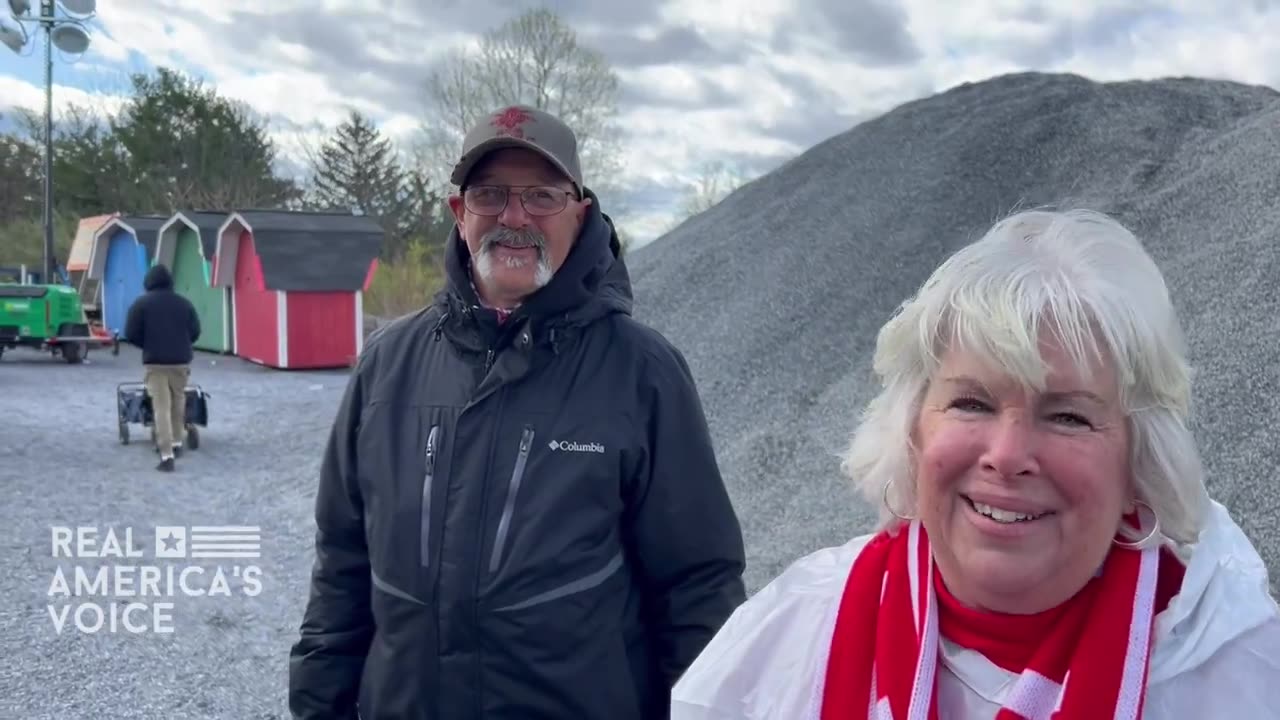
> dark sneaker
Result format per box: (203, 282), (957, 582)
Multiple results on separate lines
(156, 457), (175, 472)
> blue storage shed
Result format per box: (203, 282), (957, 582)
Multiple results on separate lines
(86, 215), (168, 339)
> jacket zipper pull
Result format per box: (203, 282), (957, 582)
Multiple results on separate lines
(421, 425), (439, 570)
(484, 349), (495, 373)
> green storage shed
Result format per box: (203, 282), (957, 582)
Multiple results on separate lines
(155, 211), (233, 354)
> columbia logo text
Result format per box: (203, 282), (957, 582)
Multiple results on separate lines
(547, 440), (605, 453)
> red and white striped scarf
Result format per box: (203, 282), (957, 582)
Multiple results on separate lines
(820, 520), (1160, 720)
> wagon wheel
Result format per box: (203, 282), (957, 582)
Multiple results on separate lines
(185, 425), (200, 450)
(118, 421), (129, 445)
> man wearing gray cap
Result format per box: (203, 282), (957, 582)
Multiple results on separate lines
(289, 105), (747, 720)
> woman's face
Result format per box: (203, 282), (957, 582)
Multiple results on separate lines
(913, 336), (1132, 614)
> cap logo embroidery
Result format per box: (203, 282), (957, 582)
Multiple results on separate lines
(491, 106), (534, 139)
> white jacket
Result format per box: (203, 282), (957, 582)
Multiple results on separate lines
(671, 500), (1280, 719)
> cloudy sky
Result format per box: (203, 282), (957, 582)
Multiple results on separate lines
(1, 0), (1277, 246)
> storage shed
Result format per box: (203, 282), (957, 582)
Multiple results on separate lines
(212, 211), (383, 369)
(67, 213), (118, 273)
(155, 211), (233, 354)
(86, 215), (168, 339)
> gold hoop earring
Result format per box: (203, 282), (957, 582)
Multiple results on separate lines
(882, 480), (915, 521)
(1113, 499), (1161, 549)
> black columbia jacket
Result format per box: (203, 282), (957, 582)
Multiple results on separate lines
(288, 193), (747, 720)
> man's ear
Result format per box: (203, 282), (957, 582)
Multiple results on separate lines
(447, 194), (466, 237)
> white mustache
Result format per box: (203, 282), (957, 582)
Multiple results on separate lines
(482, 227), (545, 252)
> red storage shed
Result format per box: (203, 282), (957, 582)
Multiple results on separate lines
(212, 210), (383, 369)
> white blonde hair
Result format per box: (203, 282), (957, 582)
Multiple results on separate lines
(840, 208), (1210, 548)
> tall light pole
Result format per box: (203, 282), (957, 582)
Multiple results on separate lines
(2, 0), (96, 285)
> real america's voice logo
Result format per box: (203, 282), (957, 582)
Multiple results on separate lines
(47, 525), (264, 635)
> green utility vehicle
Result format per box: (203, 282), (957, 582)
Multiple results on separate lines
(0, 282), (119, 363)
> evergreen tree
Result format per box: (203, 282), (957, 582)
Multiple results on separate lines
(0, 114), (41, 223)
(309, 110), (421, 259)
(111, 67), (298, 212)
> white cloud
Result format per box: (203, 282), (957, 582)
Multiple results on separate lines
(217, 70), (372, 129)
(380, 114), (423, 148)
(617, 105), (800, 184)
(627, 209), (685, 246)
(2, 0), (1278, 245)
(84, 28), (131, 64)
(658, 0), (792, 40)
(0, 76), (128, 120)
(617, 64), (709, 105)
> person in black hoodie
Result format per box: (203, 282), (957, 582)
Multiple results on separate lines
(124, 263), (201, 472)
(288, 105), (747, 719)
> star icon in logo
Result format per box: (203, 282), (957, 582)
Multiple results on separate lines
(154, 526), (187, 558)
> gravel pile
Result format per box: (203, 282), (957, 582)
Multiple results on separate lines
(627, 71), (1280, 595)
(0, 345), (347, 718)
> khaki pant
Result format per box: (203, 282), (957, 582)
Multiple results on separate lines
(144, 364), (190, 459)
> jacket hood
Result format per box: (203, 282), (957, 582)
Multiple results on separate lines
(144, 264), (174, 291)
(441, 186), (632, 330)
(1147, 499), (1279, 681)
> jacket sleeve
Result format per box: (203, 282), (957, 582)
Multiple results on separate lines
(671, 542), (869, 719)
(626, 342), (747, 691)
(124, 298), (144, 348)
(288, 356), (375, 719)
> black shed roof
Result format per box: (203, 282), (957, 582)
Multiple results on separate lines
(114, 215), (169, 256)
(223, 210), (385, 292)
(173, 211), (230, 259)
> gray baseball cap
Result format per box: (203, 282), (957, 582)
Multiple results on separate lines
(450, 105), (584, 196)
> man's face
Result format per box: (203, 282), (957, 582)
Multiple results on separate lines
(447, 148), (591, 308)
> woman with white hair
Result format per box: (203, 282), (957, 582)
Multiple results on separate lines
(670, 209), (1280, 719)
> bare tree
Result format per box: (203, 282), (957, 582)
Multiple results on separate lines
(417, 8), (625, 211)
(678, 160), (749, 220)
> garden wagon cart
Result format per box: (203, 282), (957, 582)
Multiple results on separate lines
(116, 381), (210, 449)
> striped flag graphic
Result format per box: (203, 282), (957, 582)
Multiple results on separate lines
(189, 526), (261, 559)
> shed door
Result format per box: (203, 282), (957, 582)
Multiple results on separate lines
(232, 231), (277, 365)
(104, 232), (146, 338)
(174, 230), (226, 352)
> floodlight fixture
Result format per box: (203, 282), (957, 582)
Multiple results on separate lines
(50, 21), (86, 52)
(0, 22), (23, 53)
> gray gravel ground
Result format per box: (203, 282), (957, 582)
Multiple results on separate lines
(1, 71), (1277, 719)
(627, 71), (1280, 595)
(0, 344), (346, 719)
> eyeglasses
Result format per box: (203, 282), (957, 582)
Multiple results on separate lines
(463, 184), (576, 217)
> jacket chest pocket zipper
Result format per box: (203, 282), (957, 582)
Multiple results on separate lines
(420, 424), (440, 568)
(489, 425), (535, 573)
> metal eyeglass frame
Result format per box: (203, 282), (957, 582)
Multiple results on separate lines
(462, 184), (577, 217)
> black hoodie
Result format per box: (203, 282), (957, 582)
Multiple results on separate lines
(289, 192), (747, 720)
(123, 264), (201, 364)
